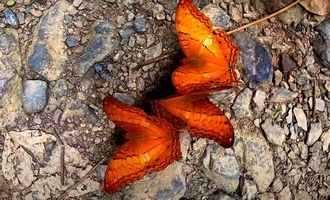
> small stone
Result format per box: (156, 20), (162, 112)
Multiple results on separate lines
(293, 107), (308, 131)
(277, 186), (291, 200)
(203, 144), (240, 193)
(315, 98), (325, 111)
(234, 33), (272, 87)
(72, 0), (82, 7)
(270, 88), (298, 103)
(307, 122), (323, 146)
(261, 119), (287, 146)
(23, 80), (48, 113)
(280, 54), (297, 76)
(232, 88), (253, 118)
(30, 8), (43, 17)
(3, 8), (18, 28)
(94, 63), (113, 81)
(274, 70), (283, 86)
(314, 19), (330, 68)
(321, 129), (330, 152)
(233, 120), (275, 192)
(242, 180), (258, 200)
(6, 0), (16, 7)
(65, 35), (80, 48)
(278, 5), (304, 25)
(295, 191), (312, 200)
(153, 4), (165, 20)
(253, 90), (267, 111)
(133, 15), (146, 33)
(202, 4), (232, 30)
(144, 42), (162, 60)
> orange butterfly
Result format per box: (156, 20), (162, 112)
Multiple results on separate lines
(103, 96), (181, 193)
(173, 0), (239, 95)
(153, 95), (234, 148)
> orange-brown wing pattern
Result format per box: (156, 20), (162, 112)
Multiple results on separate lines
(174, 0), (239, 95)
(172, 59), (238, 95)
(103, 97), (181, 193)
(154, 95), (234, 148)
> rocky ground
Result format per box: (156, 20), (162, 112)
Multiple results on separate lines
(0, 0), (329, 199)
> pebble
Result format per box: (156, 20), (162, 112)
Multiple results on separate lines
(261, 119), (287, 146)
(234, 120), (275, 192)
(321, 129), (330, 152)
(281, 54), (297, 76)
(307, 122), (323, 146)
(315, 98), (325, 111)
(73, 0), (83, 7)
(314, 19), (330, 68)
(153, 3), (165, 20)
(3, 8), (18, 28)
(234, 33), (272, 87)
(293, 107), (308, 131)
(272, 177), (283, 193)
(6, 0), (16, 7)
(65, 35), (80, 48)
(203, 144), (240, 193)
(232, 88), (253, 118)
(23, 80), (48, 113)
(202, 4), (232, 29)
(94, 63), (113, 81)
(259, 193), (275, 200)
(253, 90), (267, 111)
(270, 88), (298, 103)
(133, 15), (146, 33)
(144, 42), (162, 60)
(113, 93), (135, 105)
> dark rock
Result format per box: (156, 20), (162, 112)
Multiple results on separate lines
(23, 80), (48, 113)
(65, 35), (80, 48)
(314, 19), (330, 68)
(3, 8), (18, 28)
(234, 33), (273, 87)
(280, 54), (297, 76)
(133, 15), (146, 33)
(28, 43), (50, 72)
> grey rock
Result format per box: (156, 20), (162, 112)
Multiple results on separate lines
(234, 33), (272, 87)
(232, 88), (253, 118)
(278, 5), (304, 25)
(153, 3), (165, 20)
(124, 162), (186, 200)
(242, 179), (258, 200)
(233, 120), (275, 192)
(315, 98), (325, 111)
(314, 19), (330, 68)
(270, 88), (298, 103)
(261, 119), (287, 146)
(94, 63), (114, 81)
(23, 80), (48, 113)
(133, 15), (146, 33)
(307, 122), (323, 146)
(293, 107), (307, 131)
(78, 20), (119, 75)
(27, 0), (74, 80)
(52, 79), (69, 98)
(0, 28), (23, 128)
(3, 8), (18, 28)
(144, 42), (162, 60)
(65, 35), (80, 48)
(202, 4), (232, 29)
(203, 144), (240, 193)
(119, 22), (135, 43)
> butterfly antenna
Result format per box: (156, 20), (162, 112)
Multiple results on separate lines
(223, 0), (302, 35)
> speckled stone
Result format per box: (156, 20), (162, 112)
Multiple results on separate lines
(23, 80), (48, 113)
(3, 8), (18, 28)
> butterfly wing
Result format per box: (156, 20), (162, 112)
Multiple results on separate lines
(154, 95), (234, 148)
(103, 97), (181, 193)
(172, 59), (238, 95)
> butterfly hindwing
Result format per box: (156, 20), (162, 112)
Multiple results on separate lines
(103, 97), (181, 193)
(154, 95), (234, 148)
